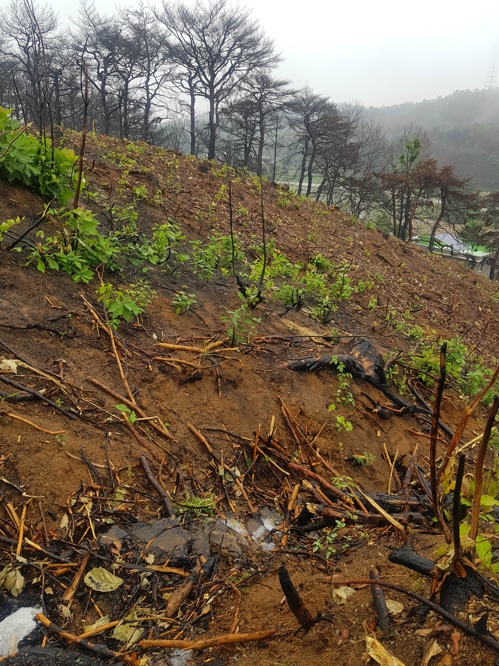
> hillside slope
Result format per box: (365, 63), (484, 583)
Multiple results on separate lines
(1, 134), (499, 665)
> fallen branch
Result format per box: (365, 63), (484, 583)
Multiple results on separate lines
(153, 356), (201, 369)
(356, 487), (405, 539)
(156, 340), (224, 354)
(0, 411), (64, 435)
(140, 454), (175, 519)
(78, 620), (120, 639)
(87, 376), (173, 440)
(288, 462), (354, 508)
(407, 380), (454, 438)
(35, 613), (133, 662)
(188, 423), (256, 513)
(165, 576), (194, 618)
(0, 375), (77, 420)
(62, 551), (90, 603)
(139, 629), (276, 651)
(8, 198), (53, 250)
(226, 578), (242, 634)
(281, 484), (300, 547)
(122, 414), (168, 457)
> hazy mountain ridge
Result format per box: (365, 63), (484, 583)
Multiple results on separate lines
(365, 89), (499, 190)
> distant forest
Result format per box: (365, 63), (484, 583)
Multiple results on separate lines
(367, 89), (499, 191)
(3, 0), (499, 271)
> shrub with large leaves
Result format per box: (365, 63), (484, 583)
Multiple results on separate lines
(0, 107), (76, 205)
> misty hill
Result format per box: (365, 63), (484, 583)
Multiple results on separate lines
(366, 88), (499, 191)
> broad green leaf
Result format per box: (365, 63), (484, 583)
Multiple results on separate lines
(84, 567), (123, 592)
(480, 495), (499, 508)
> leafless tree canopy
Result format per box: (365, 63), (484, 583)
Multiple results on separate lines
(0, 0), (491, 256)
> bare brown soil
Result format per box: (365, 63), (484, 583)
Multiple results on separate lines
(1, 134), (499, 666)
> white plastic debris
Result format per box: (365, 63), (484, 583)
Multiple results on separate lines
(169, 649), (194, 666)
(0, 606), (41, 656)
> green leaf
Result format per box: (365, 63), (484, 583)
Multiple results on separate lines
(115, 404), (131, 414)
(480, 495), (499, 508)
(459, 523), (471, 537)
(84, 567), (123, 592)
(476, 535), (492, 567)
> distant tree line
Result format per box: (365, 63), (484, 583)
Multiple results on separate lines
(3, 0), (499, 277)
(366, 89), (499, 192)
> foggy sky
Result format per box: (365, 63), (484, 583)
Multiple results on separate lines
(48, 0), (499, 107)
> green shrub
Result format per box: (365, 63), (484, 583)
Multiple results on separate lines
(0, 107), (76, 204)
(97, 280), (156, 327)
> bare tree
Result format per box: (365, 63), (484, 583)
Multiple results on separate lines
(158, 0), (279, 160)
(222, 72), (293, 175)
(121, 5), (173, 142)
(0, 0), (57, 131)
(219, 95), (259, 168)
(289, 87), (335, 196)
(72, 3), (121, 135)
(314, 108), (387, 218)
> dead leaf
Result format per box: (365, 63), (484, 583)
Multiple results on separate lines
(0, 358), (21, 373)
(112, 612), (145, 646)
(415, 628), (434, 637)
(84, 567), (123, 592)
(365, 635), (406, 666)
(83, 615), (110, 633)
(332, 585), (356, 605)
(58, 604), (72, 619)
(386, 599), (404, 615)
(0, 566), (25, 597)
(422, 639), (442, 666)
(437, 655), (452, 666)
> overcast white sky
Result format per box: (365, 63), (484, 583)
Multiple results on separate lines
(50, 0), (499, 107)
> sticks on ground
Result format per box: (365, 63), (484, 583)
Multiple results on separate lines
(188, 423), (256, 513)
(140, 629), (276, 651)
(0, 375), (77, 420)
(288, 462), (354, 508)
(0, 411), (64, 435)
(88, 376), (173, 441)
(334, 579), (499, 655)
(140, 454), (175, 519)
(35, 613), (134, 663)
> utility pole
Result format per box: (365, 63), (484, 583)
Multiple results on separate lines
(485, 48), (498, 89)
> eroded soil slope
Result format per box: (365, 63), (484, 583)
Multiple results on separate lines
(1, 135), (499, 666)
